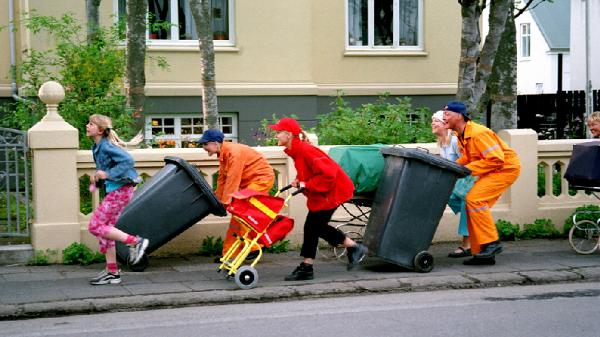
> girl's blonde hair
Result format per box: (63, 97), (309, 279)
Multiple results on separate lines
(299, 130), (310, 144)
(436, 130), (453, 147)
(89, 114), (143, 149)
(587, 111), (600, 124)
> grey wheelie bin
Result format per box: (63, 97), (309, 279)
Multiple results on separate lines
(363, 147), (470, 272)
(115, 156), (227, 271)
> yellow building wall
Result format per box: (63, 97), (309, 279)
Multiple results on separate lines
(1, 0), (13, 96)
(2, 0), (462, 98)
(309, 0), (460, 95)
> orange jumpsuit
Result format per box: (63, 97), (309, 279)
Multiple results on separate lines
(455, 121), (521, 254)
(215, 142), (275, 255)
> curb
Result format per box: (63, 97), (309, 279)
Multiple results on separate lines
(2, 267), (599, 320)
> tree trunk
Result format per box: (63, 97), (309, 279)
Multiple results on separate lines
(126, 0), (148, 129)
(457, 0), (511, 120)
(85, 0), (101, 44)
(189, 0), (219, 130)
(456, 1), (483, 112)
(487, 8), (517, 130)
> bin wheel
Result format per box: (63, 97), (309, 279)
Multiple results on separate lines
(128, 255), (149, 272)
(235, 266), (259, 290)
(413, 251), (433, 273)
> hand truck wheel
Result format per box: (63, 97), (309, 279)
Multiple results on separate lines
(235, 265), (259, 290)
(569, 219), (600, 254)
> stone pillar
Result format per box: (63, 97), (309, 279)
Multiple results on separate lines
(497, 129), (539, 225)
(28, 81), (80, 258)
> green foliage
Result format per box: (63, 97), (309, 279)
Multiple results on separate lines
(563, 204), (600, 235)
(264, 239), (290, 253)
(496, 218), (562, 241)
(519, 219), (560, 240)
(27, 249), (58, 266)
(62, 242), (105, 265)
(255, 113), (300, 146)
(315, 92), (436, 145)
(496, 219), (520, 241)
(0, 11), (136, 148)
(197, 236), (223, 257)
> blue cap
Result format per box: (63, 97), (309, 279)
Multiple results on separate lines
(199, 129), (224, 144)
(444, 101), (468, 118)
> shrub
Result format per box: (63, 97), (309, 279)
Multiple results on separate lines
(563, 204), (600, 235)
(519, 219), (560, 239)
(62, 242), (105, 265)
(496, 219), (520, 241)
(27, 249), (58, 266)
(197, 236), (223, 257)
(264, 239), (290, 253)
(315, 92), (436, 145)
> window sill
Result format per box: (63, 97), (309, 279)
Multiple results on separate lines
(344, 49), (428, 57)
(147, 43), (239, 53)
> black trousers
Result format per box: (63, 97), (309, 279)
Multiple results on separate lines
(300, 207), (346, 259)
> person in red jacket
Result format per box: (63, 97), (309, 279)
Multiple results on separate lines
(269, 118), (368, 281)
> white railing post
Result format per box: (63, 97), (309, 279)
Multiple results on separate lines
(28, 81), (80, 260)
(497, 129), (539, 225)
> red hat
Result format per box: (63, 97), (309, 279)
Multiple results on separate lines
(268, 117), (302, 136)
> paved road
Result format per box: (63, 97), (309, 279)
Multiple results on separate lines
(1, 239), (600, 319)
(2, 282), (600, 337)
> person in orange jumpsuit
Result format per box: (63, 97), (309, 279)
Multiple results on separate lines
(443, 101), (521, 265)
(200, 129), (275, 260)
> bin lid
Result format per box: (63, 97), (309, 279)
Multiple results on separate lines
(164, 156), (227, 216)
(380, 147), (471, 177)
(329, 144), (386, 194)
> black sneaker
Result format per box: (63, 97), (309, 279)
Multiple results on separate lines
(347, 243), (368, 271)
(475, 241), (503, 259)
(129, 236), (149, 265)
(284, 262), (314, 281)
(90, 270), (121, 285)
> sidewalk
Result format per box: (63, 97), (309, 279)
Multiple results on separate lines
(1, 239), (599, 320)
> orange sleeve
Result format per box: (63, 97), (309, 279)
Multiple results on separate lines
(465, 132), (505, 176)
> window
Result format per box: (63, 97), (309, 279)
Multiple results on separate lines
(520, 23), (531, 58)
(145, 113), (238, 147)
(115, 0), (234, 45)
(346, 0), (422, 50)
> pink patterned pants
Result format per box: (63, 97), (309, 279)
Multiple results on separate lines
(88, 185), (135, 253)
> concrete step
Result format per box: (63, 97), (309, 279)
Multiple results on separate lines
(0, 244), (33, 265)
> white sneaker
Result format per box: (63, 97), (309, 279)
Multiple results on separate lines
(129, 236), (149, 265)
(90, 270), (121, 285)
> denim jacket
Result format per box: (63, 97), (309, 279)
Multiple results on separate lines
(92, 137), (140, 193)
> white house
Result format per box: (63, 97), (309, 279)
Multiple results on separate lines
(515, 0), (570, 94)
(569, 0), (599, 92)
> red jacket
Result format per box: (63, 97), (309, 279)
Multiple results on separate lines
(284, 138), (354, 211)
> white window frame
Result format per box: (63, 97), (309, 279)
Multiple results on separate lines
(345, 0), (423, 51)
(113, 0), (235, 47)
(520, 23), (531, 58)
(145, 113), (238, 147)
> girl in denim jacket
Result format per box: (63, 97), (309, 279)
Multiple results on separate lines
(86, 114), (148, 285)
